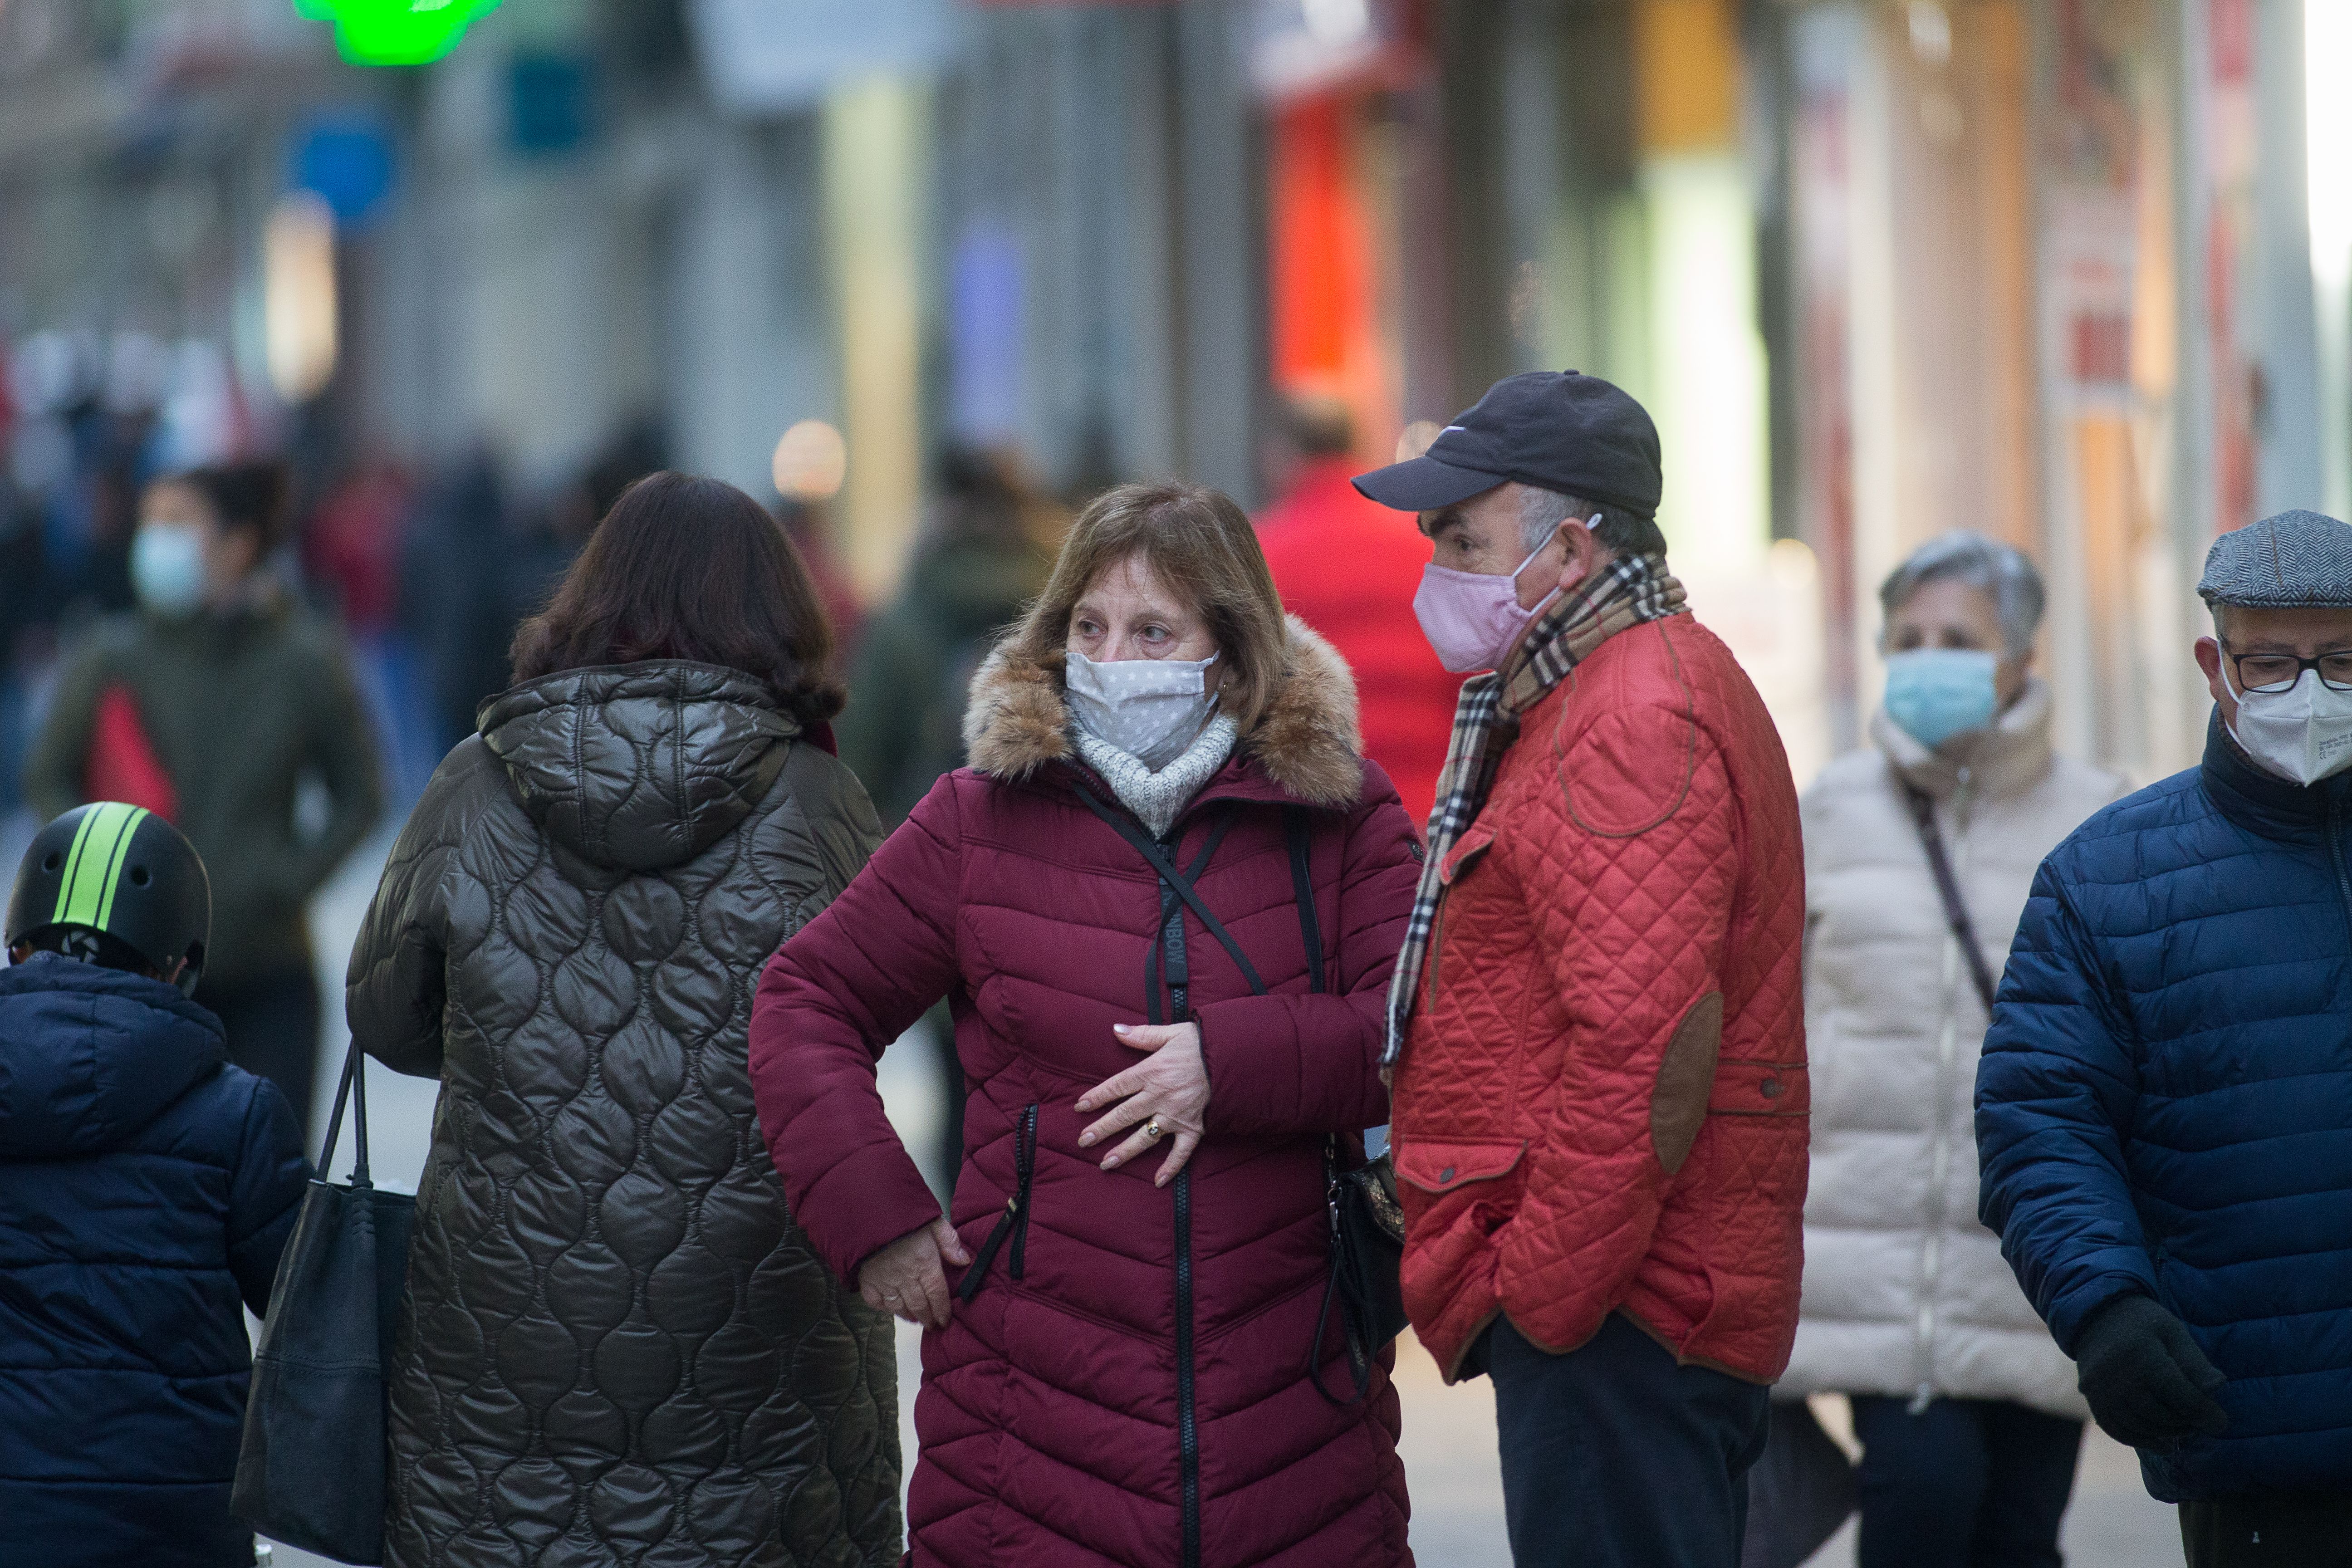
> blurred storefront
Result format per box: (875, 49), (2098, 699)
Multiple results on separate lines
(1771, 0), (2333, 782)
(3, 0), (2343, 790)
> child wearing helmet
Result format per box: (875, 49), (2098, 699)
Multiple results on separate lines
(0, 803), (311, 1568)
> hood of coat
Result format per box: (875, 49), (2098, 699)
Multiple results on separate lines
(479, 660), (803, 872)
(0, 954), (225, 1158)
(1874, 676), (2057, 801)
(961, 614), (1367, 808)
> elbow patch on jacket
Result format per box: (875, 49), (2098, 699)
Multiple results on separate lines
(1651, 990), (1725, 1175)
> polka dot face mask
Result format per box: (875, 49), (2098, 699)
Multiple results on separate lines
(1064, 648), (1221, 769)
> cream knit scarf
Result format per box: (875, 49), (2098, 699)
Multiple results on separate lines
(1073, 713), (1240, 838)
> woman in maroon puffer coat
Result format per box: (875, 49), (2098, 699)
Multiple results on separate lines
(749, 480), (1421, 1567)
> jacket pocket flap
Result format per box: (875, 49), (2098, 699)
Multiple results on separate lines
(1393, 1137), (1527, 1195)
(1438, 824), (1497, 887)
(1709, 1059), (1808, 1116)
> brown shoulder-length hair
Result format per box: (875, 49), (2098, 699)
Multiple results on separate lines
(1002, 480), (1291, 733)
(509, 470), (845, 726)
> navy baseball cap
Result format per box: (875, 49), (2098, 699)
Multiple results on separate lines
(1353, 371), (1663, 521)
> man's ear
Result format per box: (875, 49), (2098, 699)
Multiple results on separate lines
(2195, 635), (2231, 709)
(1557, 517), (1608, 593)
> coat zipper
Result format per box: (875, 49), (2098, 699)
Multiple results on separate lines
(956, 1103), (1038, 1303)
(1911, 769), (1971, 1414)
(2329, 794), (2352, 936)
(1154, 834), (1202, 1568)
(1175, 1167), (1200, 1567)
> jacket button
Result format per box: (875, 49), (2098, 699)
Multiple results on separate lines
(1439, 1166), (1456, 1183)
(1760, 1078), (1783, 1099)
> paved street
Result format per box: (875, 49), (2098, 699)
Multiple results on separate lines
(243, 830), (2178, 1567)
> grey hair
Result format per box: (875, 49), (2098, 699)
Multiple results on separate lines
(1518, 485), (1671, 560)
(1878, 530), (2045, 656)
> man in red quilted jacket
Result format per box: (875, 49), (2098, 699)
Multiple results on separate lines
(1355, 372), (1808, 1568)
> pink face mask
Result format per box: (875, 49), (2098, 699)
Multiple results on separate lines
(1413, 534), (1573, 674)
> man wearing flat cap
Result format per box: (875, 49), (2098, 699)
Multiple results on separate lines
(1356, 371), (1809, 1566)
(1978, 509), (2352, 1566)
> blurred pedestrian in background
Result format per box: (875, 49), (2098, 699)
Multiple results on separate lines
(1980, 509), (2352, 1568)
(1256, 392), (1457, 830)
(24, 459), (382, 1140)
(1, 804), (308, 1568)
(306, 456), (440, 805)
(836, 444), (1047, 1189)
(400, 446), (515, 759)
(838, 447), (1046, 827)
(1362, 372), (1807, 1568)
(0, 472), (49, 828)
(345, 472), (900, 1566)
(1781, 533), (2125, 1568)
(750, 481), (1421, 1567)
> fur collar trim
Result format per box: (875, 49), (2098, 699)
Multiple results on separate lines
(962, 615), (1366, 808)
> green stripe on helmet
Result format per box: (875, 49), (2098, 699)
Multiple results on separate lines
(48, 808), (105, 927)
(94, 806), (150, 931)
(53, 804), (148, 932)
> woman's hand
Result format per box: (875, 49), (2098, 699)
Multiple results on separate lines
(857, 1217), (972, 1330)
(1076, 1021), (1210, 1186)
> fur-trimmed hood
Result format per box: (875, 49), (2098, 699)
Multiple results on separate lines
(962, 614), (1367, 808)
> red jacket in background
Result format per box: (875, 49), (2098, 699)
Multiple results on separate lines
(1390, 612), (1809, 1386)
(1257, 458), (1457, 830)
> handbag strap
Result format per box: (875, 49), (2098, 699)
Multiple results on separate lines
(1284, 807), (1326, 997)
(1288, 806), (1375, 1405)
(1900, 779), (1999, 1014)
(316, 1036), (374, 1189)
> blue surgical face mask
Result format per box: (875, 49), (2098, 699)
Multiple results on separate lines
(131, 524), (208, 618)
(1884, 647), (2000, 749)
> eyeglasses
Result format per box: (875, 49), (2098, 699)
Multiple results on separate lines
(2220, 641), (2352, 695)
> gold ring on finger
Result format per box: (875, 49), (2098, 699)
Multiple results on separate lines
(1144, 1119), (1164, 1141)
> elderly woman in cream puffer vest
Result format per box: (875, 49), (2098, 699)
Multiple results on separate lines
(1786, 533), (2127, 1568)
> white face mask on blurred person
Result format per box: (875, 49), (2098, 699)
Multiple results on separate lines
(130, 524), (208, 618)
(1064, 648), (1220, 769)
(2223, 663), (2352, 785)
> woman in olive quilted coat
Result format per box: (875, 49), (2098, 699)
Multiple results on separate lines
(346, 474), (902, 1567)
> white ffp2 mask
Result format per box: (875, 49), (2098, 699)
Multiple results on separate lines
(2224, 664), (2352, 785)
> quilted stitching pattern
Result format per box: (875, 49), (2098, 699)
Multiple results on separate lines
(750, 749), (1424, 1568)
(1977, 718), (2352, 1501)
(347, 662), (898, 1567)
(1391, 617), (1808, 1383)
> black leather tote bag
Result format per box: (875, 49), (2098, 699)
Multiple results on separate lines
(233, 1039), (416, 1564)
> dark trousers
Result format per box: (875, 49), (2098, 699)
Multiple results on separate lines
(1491, 1312), (1771, 1568)
(2181, 1493), (2352, 1566)
(201, 966), (322, 1148)
(1848, 1395), (2082, 1568)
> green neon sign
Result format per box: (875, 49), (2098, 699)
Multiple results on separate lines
(294, 0), (503, 66)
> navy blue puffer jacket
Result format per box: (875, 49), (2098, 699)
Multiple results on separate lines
(0, 953), (309, 1565)
(1978, 715), (2352, 1501)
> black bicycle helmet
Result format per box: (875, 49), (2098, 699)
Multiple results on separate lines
(6, 803), (211, 996)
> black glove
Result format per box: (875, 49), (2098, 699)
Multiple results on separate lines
(2074, 1294), (2230, 1449)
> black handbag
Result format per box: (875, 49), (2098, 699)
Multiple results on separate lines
(233, 1038), (416, 1564)
(1739, 1398), (1858, 1568)
(1286, 809), (1408, 1404)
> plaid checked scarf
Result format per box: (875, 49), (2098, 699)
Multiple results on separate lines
(1382, 552), (1688, 1066)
